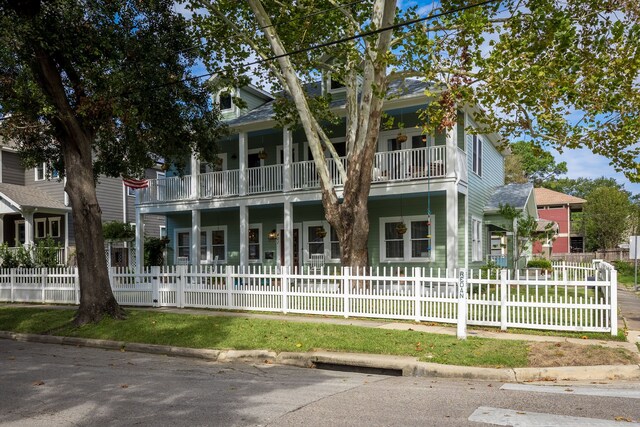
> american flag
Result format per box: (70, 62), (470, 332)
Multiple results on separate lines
(122, 177), (149, 189)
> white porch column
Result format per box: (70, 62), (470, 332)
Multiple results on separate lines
(0, 214), (4, 244)
(191, 209), (201, 265)
(284, 200), (293, 269)
(239, 204), (249, 267)
(239, 132), (248, 196)
(190, 153), (200, 199)
(283, 127), (292, 192)
(23, 210), (34, 247)
(135, 207), (144, 274)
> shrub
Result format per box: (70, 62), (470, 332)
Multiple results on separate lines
(526, 258), (552, 271)
(612, 260), (634, 275)
(34, 237), (62, 268)
(103, 221), (135, 241)
(144, 236), (170, 266)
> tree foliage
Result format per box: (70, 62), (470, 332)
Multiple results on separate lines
(506, 141), (567, 185)
(542, 176), (627, 199)
(0, 0), (225, 324)
(583, 186), (632, 250)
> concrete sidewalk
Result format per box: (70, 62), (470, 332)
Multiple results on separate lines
(619, 285), (640, 350)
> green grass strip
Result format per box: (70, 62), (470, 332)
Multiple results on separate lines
(0, 307), (528, 368)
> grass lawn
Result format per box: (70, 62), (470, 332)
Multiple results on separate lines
(0, 306), (529, 368)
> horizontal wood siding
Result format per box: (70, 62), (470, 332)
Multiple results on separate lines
(466, 116), (505, 267)
(2, 152), (25, 186)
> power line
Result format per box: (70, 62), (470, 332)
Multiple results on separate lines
(152, 0), (502, 91)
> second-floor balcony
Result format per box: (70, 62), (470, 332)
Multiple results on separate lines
(140, 145), (467, 204)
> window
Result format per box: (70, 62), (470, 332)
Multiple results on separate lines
(380, 216), (434, 262)
(472, 135), (482, 176)
(307, 225), (325, 256)
(327, 73), (345, 92)
(15, 220), (25, 245)
(127, 186), (136, 197)
(159, 226), (167, 238)
(248, 225), (261, 262)
(200, 231), (208, 260)
(472, 217), (483, 262)
(49, 217), (61, 238)
(176, 231), (190, 262)
(330, 227), (340, 260)
(35, 219), (47, 239)
(210, 229), (226, 261)
(217, 89), (233, 112)
(35, 163), (45, 181)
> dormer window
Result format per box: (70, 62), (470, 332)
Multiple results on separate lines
(326, 73), (346, 93)
(219, 91), (232, 111)
(216, 88), (235, 113)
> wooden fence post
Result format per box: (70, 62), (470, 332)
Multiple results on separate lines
(41, 268), (46, 302)
(151, 266), (160, 308)
(457, 268), (467, 339)
(10, 268), (15, 303)
(413, 267), (421, 323)
(500, 269), (508, 331)
(342, 266), (350, 318)
(611, 268), (618, 336)
(226, 265), (233, 309)
(282, 265), (289, 314)
(74, 267), (80, 305)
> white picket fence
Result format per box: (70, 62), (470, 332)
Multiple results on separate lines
(0, 262), (618, 335)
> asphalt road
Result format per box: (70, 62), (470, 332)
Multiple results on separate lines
(1, 340), (639, 426)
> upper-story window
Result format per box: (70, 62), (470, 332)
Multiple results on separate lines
(326, 73), (346, 93)
(217, 88), (235, 113)
(472, 134), (482, 176)
(35, 163), (59, 181)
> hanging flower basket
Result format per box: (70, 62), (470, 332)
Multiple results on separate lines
(316, 227), (327, 238)
(258, 150), (268, 160)
(396, 132), (408, 143)
(396, 223), (407, 235)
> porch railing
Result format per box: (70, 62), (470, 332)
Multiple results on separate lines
(139, 145), (460, 204)
(199, 170), (240, 198)
(248, 164), (284, 194)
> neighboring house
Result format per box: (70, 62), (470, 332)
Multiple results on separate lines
(532, 187), (586, 255)
(134, 78), (534, 271)
(483, 183), (538, 268)
(0, 145), (165, 265)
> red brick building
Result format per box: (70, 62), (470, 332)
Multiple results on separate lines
(533, 188), (586, 255)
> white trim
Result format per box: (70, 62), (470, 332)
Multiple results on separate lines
(34, 218), (47, 239)
(379, 215), (434, 262)
(248, 223), (262, 263)
(471, 216), (483, 262)
(48, 217), (61, 238)
(159, 225), (167, 238)
(15, 220), (25, 245)
(216, 87), (238, 114)
(302, 220), (331, 263)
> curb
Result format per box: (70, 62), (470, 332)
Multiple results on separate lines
(2, 331), (639, 382)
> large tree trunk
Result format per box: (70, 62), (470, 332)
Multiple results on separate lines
(63, 138), (125, 325)
(27, 42), (124, 325)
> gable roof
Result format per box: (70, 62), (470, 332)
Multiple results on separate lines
(0, 183), (69, 212)
(533, 187), (586, 207)
(484, 183), (534, 213)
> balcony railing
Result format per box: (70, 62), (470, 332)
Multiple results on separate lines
(139, 145), (465, 204)
(200, 170), (240, 198)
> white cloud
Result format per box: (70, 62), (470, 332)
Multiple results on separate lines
(552, 147), (640, 195)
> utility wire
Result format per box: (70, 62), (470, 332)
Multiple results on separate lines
(151, 0), (502, 91)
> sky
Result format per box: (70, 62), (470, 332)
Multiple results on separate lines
(553, 147), (639, 196)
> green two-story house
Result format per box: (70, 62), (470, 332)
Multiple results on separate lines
(133, 78), (536, 272)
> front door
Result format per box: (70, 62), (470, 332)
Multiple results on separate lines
(279, 228), (300, 271)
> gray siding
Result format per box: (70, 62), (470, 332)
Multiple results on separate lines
(239, 88), (269, 112)
(2, 151), (25, 186)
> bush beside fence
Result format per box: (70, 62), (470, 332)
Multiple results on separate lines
(0, 262), (617, 335)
